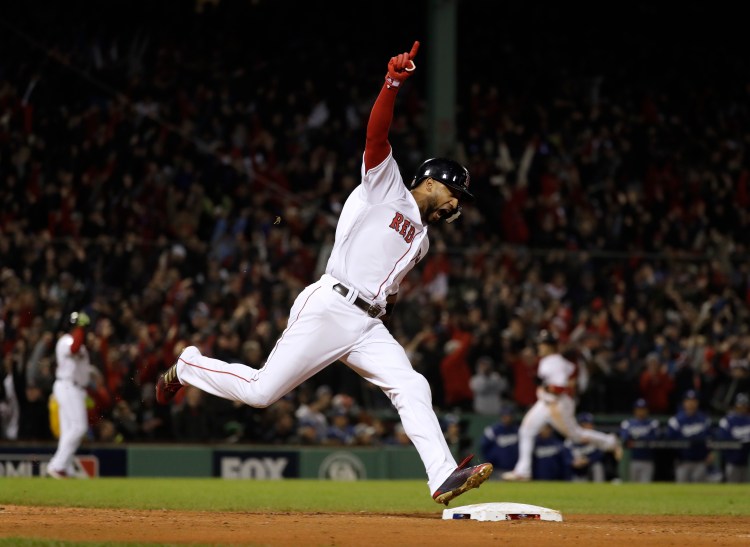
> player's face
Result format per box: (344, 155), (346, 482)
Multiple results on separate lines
(536, 342), (554, 357)
(425, 181), (460, 225)
(683, 398), (699, 414)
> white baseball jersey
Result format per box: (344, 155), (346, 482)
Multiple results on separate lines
(55, 333), (92, 387)
(537, 353), (575, 388)
(506, 351), (617, 479)
(176, 152), (461, 495)
(325, 152), (429, 305)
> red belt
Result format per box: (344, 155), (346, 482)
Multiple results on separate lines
(545, 385), (572, 396)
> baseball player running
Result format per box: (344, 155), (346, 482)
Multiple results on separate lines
(47, 312), (94, 479)
(502, 330), (621, 481)
(156, 41), (493, 504)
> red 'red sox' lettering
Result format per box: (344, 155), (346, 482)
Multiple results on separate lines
(389, 212), (416, 243)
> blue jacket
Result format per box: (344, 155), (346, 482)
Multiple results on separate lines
(481, 423), (519, 472)
(716, 412), (750, 466)
(620, 417), (661, 461)
(565, 438), (604, 479)
(532, 434), (569, 480)
(667, 411), (712, 462)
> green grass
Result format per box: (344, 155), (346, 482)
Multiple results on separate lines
(0, 542), (168, 547)
(1, 478), (749, 516)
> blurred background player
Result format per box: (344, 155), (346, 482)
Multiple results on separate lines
(667, 390), (713, 483)
(502, 330), (621, 481)
(532, 423), (568, 481)
(480, 406), (519, 478)
(716, 393), (750, 483)
(620, 398), (661, 483)
(46, 311), (96, 479)
(565, 413), (606, 482)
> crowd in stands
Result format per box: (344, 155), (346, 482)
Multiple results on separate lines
(1, 2), (749, 480)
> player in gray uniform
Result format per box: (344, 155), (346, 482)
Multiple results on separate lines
(155, 41), (492, 505)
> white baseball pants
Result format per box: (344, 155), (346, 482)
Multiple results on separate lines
(48, 380), (88, 474)
(176, 274), (457, 494)
(512, 389), (617, 478)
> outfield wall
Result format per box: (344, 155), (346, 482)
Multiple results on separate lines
(0, 443), (427, 480)
(1, 413), (745, 482)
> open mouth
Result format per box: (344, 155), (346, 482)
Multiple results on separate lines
(432, 205), (461, 224)
(433, 206), (453, 222)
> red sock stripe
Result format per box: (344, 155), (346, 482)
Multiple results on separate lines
(179, 286), (323, 385)
(265, 286), (321, 364)
(456, 454), (474, 470)
(180, 356), (253, 383)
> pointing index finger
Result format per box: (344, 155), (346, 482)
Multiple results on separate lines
(408, 41), (420, 60)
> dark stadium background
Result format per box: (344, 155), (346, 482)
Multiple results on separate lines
(1, 0), (748, 482)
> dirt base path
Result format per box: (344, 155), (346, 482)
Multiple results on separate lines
(1, 505), (749, 546)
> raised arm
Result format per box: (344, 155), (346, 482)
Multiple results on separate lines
(364, 41), (420, 172)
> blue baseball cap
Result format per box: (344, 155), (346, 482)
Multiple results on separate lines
(683, 389), (699, 401)
(577, 412), (594, 424)
(633, 398), (648, 409)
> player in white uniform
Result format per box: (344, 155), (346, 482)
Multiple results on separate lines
(156, 41), (492, 504)
(501, 330), (621, 481)
(47, 311), (94, 479)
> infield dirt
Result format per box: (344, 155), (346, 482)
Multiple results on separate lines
(1, 505), (749, 546)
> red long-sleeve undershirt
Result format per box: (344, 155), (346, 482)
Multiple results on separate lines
(70, 326), (85, 354)
(364, 82), (399, 172)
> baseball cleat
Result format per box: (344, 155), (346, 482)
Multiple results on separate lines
(46, 467), (68, 479)
(432, 455), (493, 506)
(155, 359), (185, 405)
(500, 471), (531, 482)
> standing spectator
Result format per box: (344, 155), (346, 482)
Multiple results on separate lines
(509, 346), (538, 410)
(712, 360), (750, 415)
(469, 356), (507, 416)
(604, 353), (639, 413)
(172, 386), (213, 442)
(480, 406), (519, 478)
(532, 424), (569, 481)
(620, 398), (661, 483)
(138, 382), (172, 440)
(565, 413), (606, 482)
(716, 393), (750, 483)
(0, 356), (19, 440)
(440, 332), (474, 411)
(667, 390), (713, 483)
(324, 409), (355, 446)
(639, 352), (674, 414)
(443, 414), (473, 460)
(20, 331), (56, 439)
(47, 312), (97, 479)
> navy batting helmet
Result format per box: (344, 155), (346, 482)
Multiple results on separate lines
(410, 158), (474, 202)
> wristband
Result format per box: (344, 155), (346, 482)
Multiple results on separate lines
(385, 75), (401, 89)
